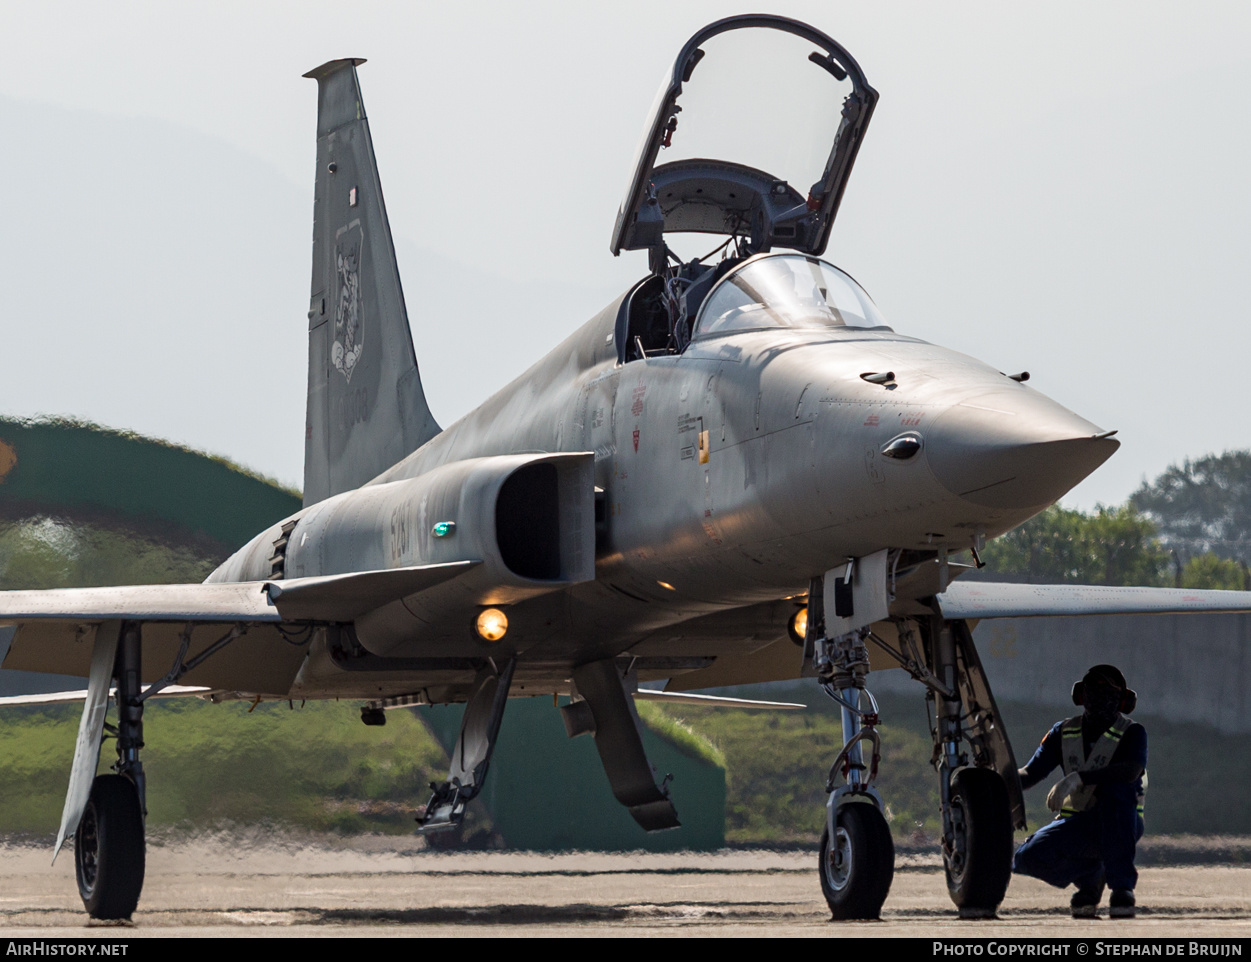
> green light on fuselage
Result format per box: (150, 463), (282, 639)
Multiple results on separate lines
(432, 521), (456, 538)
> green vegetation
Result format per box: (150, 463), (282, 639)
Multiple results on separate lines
(1131, 450), (1251, 562)
(1181, 553), (1249, 591)
(0, 698), (449, 837)
(979, 504), (1169, 586)
(648, 693), (939, 845)
(634, 700), (726, 768)
(977, 449), (1251, 589)
(0, 517), (217, 589)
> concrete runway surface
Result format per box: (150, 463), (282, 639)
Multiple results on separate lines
(1, 835), (1250, 938)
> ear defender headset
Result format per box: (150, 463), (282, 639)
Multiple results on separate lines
(1071, 664), (1138, 714)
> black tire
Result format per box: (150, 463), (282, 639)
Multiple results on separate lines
(944, 767), (1013, 914)
(819, 801), (895, 920)
(74, 775), (145, 920)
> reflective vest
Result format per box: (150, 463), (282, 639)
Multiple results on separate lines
(1058, 714), (1146, 818)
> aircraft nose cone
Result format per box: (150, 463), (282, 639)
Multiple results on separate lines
(926, 390), (1119, 509)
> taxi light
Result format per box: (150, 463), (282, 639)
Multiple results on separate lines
(788, 607), (808, 646)
(475, 608), (508, 642)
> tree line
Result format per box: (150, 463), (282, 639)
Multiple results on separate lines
(977, 450), (1251, 589)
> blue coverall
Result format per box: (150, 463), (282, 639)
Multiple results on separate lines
(1012, 716), (1147, 893)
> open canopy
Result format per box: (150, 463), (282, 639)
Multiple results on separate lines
(610, 15), (878, 260)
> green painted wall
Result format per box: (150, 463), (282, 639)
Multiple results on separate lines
(420, 699), (726, 851)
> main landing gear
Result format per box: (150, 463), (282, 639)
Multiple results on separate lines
(76, 623), (147, 920)
(924, 617), (1018, 918)
(811, 603), (1022, 920)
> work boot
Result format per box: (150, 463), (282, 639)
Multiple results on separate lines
(1109, 889), (1136, 918)
(1070, 884), (1103, 918)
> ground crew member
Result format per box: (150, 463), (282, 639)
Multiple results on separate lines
(1012, 664), (1147, 918)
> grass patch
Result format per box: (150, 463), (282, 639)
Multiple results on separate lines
(0, 699), (453, 836)
(642, 692), (940, 846)
(635, 700), (726, 768)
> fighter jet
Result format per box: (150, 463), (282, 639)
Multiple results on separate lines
(4, 14), (1251, 922)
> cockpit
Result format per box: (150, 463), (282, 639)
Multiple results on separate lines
(617, 254), (889, 361)
(608, 16), (880, 364)
(694, 255), (889, 340)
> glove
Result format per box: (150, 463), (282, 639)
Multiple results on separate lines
(1046, 772), (1082, 812)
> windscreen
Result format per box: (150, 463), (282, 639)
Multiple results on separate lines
(695, 255), (889, 338)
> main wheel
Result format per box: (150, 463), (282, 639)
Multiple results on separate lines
(819, 801), (895, 920)
(944, 767), (1013, 916)
(75, 774), (145, 920)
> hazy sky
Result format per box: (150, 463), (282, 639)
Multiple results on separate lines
(0, 1), (1248, 508)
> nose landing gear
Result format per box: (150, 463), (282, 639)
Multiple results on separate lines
(814, 626), (894, 919)
(809, 586), (1023, 920)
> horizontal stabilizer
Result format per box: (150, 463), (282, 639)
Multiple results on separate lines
(637, 689), (805, 710)
(265, 561), (479, 621)
(0, 684), (212, 708)
(939, 582), (1251, 620)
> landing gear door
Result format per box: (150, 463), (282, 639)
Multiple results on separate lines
(950, 620), (1027, 831)
(610, 15), (878, 260)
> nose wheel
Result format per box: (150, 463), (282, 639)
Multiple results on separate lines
(820, 801), (894, 919)
(811, 618), (895, 920)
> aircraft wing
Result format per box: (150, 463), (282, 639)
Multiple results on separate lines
(0, 582), (282, 625)
(0, 562), (477, 627)
(938, 582), (1251, 619)
(0, 562), (478, 695)
(0, 684), (212, 708)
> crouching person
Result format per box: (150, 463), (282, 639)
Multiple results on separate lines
(1013, 664), (1147, 918)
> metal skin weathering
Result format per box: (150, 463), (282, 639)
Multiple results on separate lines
(3, 15), (1250, 922)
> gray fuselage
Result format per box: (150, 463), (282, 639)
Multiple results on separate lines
(209, 257), (1116, 699)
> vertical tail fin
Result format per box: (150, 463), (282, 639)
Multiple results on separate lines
(302, 59), (440, 507)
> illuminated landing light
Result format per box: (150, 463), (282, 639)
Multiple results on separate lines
(657, 581), (676, 591)
(475, 608), (508, 642)
(432, 521), (456, 538)
(788, 607), (808, 646)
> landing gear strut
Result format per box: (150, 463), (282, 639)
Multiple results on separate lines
(813, 621), (894, 919)
(808, 567), (1023, 920)
(868, 613), (1020, 916)
(75, 622), (146, 920)
(925, 617), (1017, 918)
